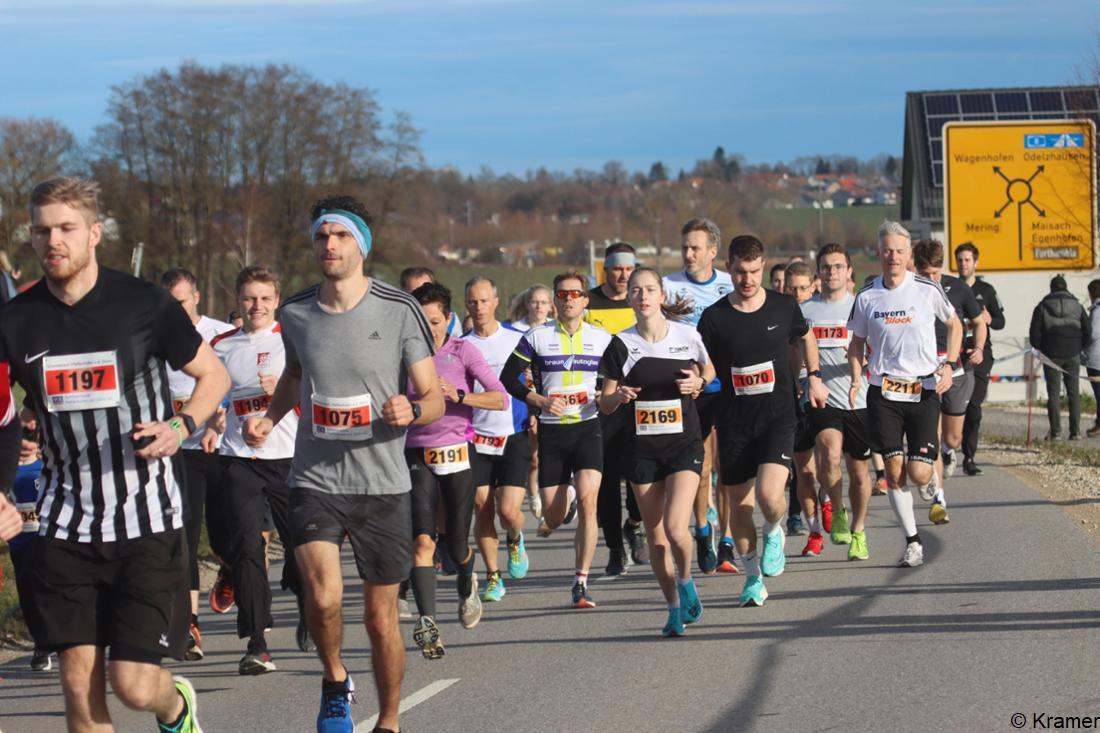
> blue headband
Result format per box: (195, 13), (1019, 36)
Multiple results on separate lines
(310, 209), (373, 257)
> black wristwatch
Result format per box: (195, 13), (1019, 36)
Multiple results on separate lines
(807, 369), (822, 379)
(411, 402), (422, 421)
(456, 389), (466, 405)
(173, 413), (197, 436)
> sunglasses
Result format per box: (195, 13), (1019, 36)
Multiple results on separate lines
(555, 289), (586, 300)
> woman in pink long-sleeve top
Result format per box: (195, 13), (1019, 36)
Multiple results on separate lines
(404, 281), (507, 661)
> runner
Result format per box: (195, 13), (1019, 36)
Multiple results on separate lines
(0, 176), (230, 732)
(955, 242), (1005, 475)
(598, 267), (714, 635)
(462, 276), (533, 605)
(505, 283), (552, 519)
(782, 261), (826, 555)
(697, 235), (828, 607)
(405, 280), (507, 659)
(501, 271), (613, 607)
(802, 244), (874, 561)
(207, 265), (308, 674)
(245, 195), (443, 733)
(662, 217), (734, 575)
(160, 267), (234, 661)
(912, 239), (986, 525)
(847, 222), (962, 568)
(584, 242), (646, 577)
(400, 266), (463, 336)
(8, 411), (51, 670)
(507, 283), (554, 332)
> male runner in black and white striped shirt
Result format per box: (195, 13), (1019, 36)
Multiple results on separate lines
(0, 177), (230, 733)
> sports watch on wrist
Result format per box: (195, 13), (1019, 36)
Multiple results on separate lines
(411, 402), (423, 421)
(456, 389), (466, 404)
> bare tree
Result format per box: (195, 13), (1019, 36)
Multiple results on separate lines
(0, 118), (76, 253)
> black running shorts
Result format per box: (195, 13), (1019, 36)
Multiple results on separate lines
(474, 431), (532, 489)
(807, 406), (873, 459)
(866, 385), (940, 465)
(628, 450), (705, 484)
(289, 488), (413, 585)
(537, 419), (603, 488)
(716, 415), (796, 486)
(793, 410), (815, 453)
(28, 529), (190, 664)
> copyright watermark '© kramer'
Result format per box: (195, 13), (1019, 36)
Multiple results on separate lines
(1012, 712), (1100, 729)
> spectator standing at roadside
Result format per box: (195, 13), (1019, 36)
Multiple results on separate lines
(1084, 279), (1100, 437)
(1029, 275), (1091, 440)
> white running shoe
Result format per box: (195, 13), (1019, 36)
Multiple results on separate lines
(942, 448), (957, 479)
(898, 541), (924, 568)
(460, 572), (483, 629)
(527, 492), (543, 520)
(918, 475), (938, 502)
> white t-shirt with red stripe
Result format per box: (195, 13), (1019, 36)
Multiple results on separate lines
(211, 323), (297, 460)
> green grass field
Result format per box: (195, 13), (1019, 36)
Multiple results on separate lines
(760, 203), (898, 234)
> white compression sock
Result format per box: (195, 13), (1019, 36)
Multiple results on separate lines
(887, 487), (919, 537)
(762, 519), (781, 537)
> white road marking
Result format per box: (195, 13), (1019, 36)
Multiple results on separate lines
(355, 678), (460, 732)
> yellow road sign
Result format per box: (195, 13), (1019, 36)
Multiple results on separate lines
(944, 119), (1096, 271)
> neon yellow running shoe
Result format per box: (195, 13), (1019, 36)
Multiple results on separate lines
(830, 508), (851, 545)
(847, 531), (869, 561)
(929, 502), (950, 525)
(159, 676), (203, 732)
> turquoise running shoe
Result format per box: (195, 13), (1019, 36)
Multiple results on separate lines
(678, 580), (703, 625)
(738, 575), (769, 607)
(761, 527), (786, 577)
(481, 571), (506, 602)
(661, 608), (685, 637)
(507, 533), (529, 579)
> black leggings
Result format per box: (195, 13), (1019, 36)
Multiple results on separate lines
(596, 411), (641, 552)
(406, 446), (477, 566)
(962, 360), (991, 461)
(224, 457), (302, 641)
(179, 450), (231, 590)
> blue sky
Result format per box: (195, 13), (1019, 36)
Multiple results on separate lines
(1, 0), (1097, 175)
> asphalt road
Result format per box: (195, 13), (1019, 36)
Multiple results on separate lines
(2, 463), (1099, 732)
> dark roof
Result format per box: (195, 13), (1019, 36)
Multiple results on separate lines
(901, 86), (1100, 225)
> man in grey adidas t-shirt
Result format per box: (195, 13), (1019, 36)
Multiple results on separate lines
(801, 243), (873, 561)
(243, 195), (442, 733)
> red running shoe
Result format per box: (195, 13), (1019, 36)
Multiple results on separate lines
(801, 532), (824, 557)
(873, 477), (888, 496)
(821, 501), (833, 534)
(209, 564), (235, 615)
(185, 623), (204, 661)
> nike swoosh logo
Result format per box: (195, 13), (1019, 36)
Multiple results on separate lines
(25, 350), (49, 363)
(767, 325), (778, 331)
(780, 454), (790, 460)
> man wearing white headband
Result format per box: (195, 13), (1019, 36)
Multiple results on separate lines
(244, 195), (443, 733)
(583, 242), (646, 578)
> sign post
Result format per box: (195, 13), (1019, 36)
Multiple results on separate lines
(944, 119), (1097, 272)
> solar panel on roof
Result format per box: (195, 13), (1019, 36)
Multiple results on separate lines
(905, 86), (1100, 223)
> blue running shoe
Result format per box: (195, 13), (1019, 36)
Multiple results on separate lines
(481, 571), (506, 602)
(695, 527), (717, 574)
(678, 580), (703, 625)
(661, 608), (685, 637)
(317, 674), (355, 733)
(507, 533), (529, 579)
(705, 506), (718, 525)
(761, 527), (786, 577)
(738, 575), (768, 607)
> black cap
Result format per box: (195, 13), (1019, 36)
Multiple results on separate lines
(1051, 275), (1068, 292)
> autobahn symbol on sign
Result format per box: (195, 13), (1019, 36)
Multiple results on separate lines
(945, 119), (1096, 272)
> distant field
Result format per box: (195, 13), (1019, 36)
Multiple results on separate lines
(760, 203), (899, 235)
